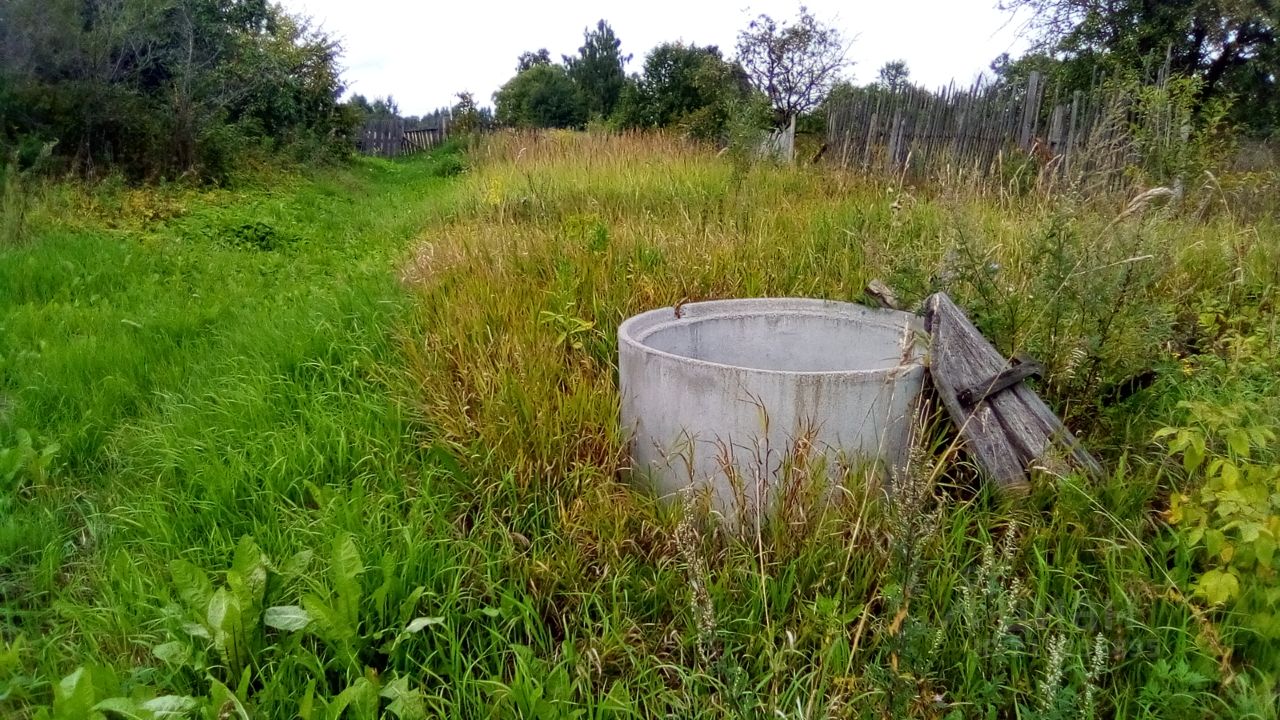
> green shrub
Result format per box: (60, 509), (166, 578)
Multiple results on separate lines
(227, 221), (291, 251)
(0, 0), (350, 182)
(1126, 74), (1232, 188)
(494, 65), (587, 129)
(1158, 294), (1280, 667)
(430, 154), (466, 178)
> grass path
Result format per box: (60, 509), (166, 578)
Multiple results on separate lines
(1, 151), (464, 710)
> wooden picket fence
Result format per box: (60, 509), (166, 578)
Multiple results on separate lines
(358, 117), (449, 157)
(824, 71), (1167, 191)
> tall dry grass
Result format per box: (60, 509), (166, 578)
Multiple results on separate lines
(402, 129), (1275, 473)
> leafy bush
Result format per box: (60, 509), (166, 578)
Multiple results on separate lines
(1158, 294), (1280, 665)
(1125, 74), (1233, 188)
(1162, 399), (1278, 606)
(612, 43), (754, 141)
(430, 154), (466, 178)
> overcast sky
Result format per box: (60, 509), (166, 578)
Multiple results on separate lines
(277, 0), (1032, 116)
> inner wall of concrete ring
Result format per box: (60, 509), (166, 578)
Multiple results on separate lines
(618, 298), (926, 520)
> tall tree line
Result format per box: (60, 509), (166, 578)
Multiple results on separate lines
(494, 21), (634, 130)
(493, 4), (1278, 140)
(493, 10), (848, 140)
(0, 0), (357, 180)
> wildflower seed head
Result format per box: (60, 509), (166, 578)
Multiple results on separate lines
(1038, 633), (1069, 714)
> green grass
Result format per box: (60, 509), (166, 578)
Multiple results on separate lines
(1, 151), (466, 714)
(2, 133), (1278, 719)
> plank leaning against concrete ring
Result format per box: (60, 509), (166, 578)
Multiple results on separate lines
(924, 292), (1103, 493)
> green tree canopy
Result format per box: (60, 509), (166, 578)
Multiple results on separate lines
(876, 60), (912, 91)
(451, 92), (490, 133)
(517, 49), (552, 73)
(493, 64), (586, 129)
(0, 0), (351, 179)
(999, 0), (1280, 131)
(614, 43), (751, 138)
(370, 97), (401, 118)
(564, 20), (631, 118)
(348, 94), (374, 115)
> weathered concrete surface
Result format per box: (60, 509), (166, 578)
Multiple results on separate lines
(618, 298), (925, 517)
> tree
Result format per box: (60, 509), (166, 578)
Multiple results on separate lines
(999, 0), (1280, 131)
(986, 50), (1098, 96)
(348, 94), (374, 115)
(821, 80), (859, 111)
(876, 60), (911, 91)
(614, 43), (751, 138)
(451, 92), (484, 133)
(493, 64), (586, 129)
(735, 7), (851, 125)
(564, 20), (631, 118)
(370, 96), (400, 118)
(0, 0), (352, 179)
(517, 49), (552, 73)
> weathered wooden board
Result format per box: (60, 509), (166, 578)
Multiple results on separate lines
(924, 292), (1103, 492)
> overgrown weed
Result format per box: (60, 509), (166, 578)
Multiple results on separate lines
(1, 132), (1276, 716)
(395, 130), (1276, 715)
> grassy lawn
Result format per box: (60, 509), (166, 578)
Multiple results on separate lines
(2, 134), (1277, 718)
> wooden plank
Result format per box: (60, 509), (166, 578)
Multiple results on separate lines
(1019, 71), (1041, 150)
(1066, 90), (1081, 175)
(956, 356), (1044, 406)
(925, 292), (1103, 492)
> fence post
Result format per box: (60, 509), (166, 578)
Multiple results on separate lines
(1019, 71), (1042, 151)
